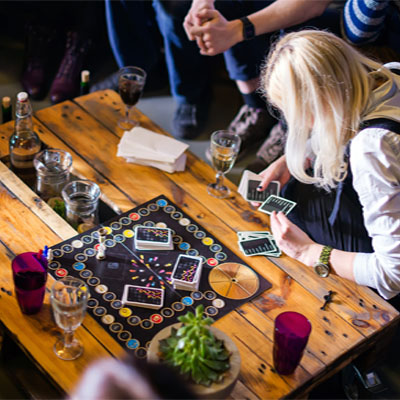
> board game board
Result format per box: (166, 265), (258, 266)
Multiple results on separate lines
(48, 195), (272, 358)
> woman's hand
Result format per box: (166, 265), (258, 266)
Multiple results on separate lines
(270, 211), (322, 266)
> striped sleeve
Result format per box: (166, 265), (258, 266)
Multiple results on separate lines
(343, 0), (389, 44)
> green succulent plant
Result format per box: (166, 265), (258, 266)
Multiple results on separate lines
(159, 305), (231, 387)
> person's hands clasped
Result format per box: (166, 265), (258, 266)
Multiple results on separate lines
(183, 0), (215, 40)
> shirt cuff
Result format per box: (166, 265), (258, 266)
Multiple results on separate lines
(353, 252), (376, 288)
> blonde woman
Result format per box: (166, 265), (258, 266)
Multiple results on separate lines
(257, 30), (400, 301)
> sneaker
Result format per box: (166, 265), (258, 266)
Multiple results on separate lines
(246, 121), (287, 173)
(228, 104), (276, 159)
(173, 103), (208, 140)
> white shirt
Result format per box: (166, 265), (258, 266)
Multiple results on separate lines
(351, 63), (400, 299)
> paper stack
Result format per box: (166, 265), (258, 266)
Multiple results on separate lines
(117, 127), (189, 173)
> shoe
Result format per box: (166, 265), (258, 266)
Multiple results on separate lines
(173, 103), (208, 140)
(246, 121), (287, 173)
(228, 104), (276, 159)
(21, 24), (59, 100)
(49, 31), (92, 104)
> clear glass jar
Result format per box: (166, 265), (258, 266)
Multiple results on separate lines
(34, 149), (72, 201)
(61, 180), (100, 229)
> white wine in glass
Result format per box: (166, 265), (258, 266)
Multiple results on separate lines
(207, 130), (241, 199)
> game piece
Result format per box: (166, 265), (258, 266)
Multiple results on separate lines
(47, 249), (53, 262)
(258, 195), (297, 216)
(122, 285), (164, 309)
(96, 227), (108, 260)
(134, 226), (173, 250)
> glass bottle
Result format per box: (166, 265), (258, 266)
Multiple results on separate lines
(80, 70), (90, 96)
(9, 92), (41, 183)
(2, 96), (12, 124)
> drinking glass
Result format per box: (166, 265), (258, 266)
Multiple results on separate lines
(273, 311), (312, 375)
(207, 130), (241, 199)
(51, 277), (89, 360)
(118, 66), (147, 130)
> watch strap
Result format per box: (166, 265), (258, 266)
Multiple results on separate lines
(319, 245), (333, 265)
(240, 16), (255, 40)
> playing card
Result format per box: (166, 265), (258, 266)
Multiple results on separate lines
(245, 180), (280, 202)
(121, 285), (164, 309)
(134, 226), (173, 250)
(258, 195), (297, 216)
(172, 255), (202, 285)
(238, 169), (260, 198)
(239, 236), (278, 256)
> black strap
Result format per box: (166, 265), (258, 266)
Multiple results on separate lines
(360, 118), (400, 134)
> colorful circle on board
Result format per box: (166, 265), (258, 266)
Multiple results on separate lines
(103, 292), (116, 302)
(215, 252), (228, 261)
(114, 234), (125, 243)
(210, 244), (223, 253)
(205, 306), (218, 317)
(207, 258), (218, 267)
(194, 231), (206, 239)
(187, 224), (198, 233)
(87, 277), (100, 286)
(156, 222), (167, 228)
(118, 331), (132, 341)
(161, 308), (174, 318)
(129, 213), (140, 221)
(179, 218), (190, 226)
(208, 262), (260, 300)
(191, 291), (203, 300)
(178, 242), (190, 250)
(91, 230), (100, 239)
(157, 199), (168, 207)
(48, 261), (60, 270)
(75, 253), (88, 262)
(119, 307), (132, 318)
(126, 339), (140, 350)
(140, 319), (154, 330)
(200, 256), (207, 263)
(164, 205), (175, 213)
(150, 314), (163, 324)
(187, 249), (199, 256)
(61, 244), (73, 253)
(204, 291), (217, 300)
(127, 316), (141, 326)
(202, 237), (214, 246)
(101, 314), (115, 325)
(82, 235), (93, 244)
(84, 248), (96, 257)
(143, 221), (155, 227)
(111, 300), (123, 309)
(120, 217), (131, 225)
(94, 244), (101, 251)
(55, 268), (68, 278)
(172, 302), (185, 312)
(110, 323), (123, 333)
(173, 235), (183, 244)
(148, 203), (159, 211)
(95, 284), (108, 294)
(135, 347), (147, 359)
(93, 306), (107, 316)
(80, 270), (93, 279)
(87, 298), (99, 308)
(123, 229), (134, 238)
(105, 239), (116, 247)
(102, 227), (112, 235)
(71, 240), (84, 249)
(138, 208), (150, 216)
(181, 297), (194, 306)
(212, 298), (226, 308)
(52, 249), (63, 258)
(170, 229), (176, 235)
(172, 212), (183, 220)
(110, 222), (122, 230)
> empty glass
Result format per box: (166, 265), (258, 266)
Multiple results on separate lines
(34, 149), (72, 201)
(51, 277), (89, 360)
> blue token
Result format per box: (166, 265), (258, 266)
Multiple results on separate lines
(73, 262), (86, 271)
(182, 297), (194, 306)
(179, 242), (190, 250)
(157, 199), (167, 207)
(126, 339), (139, 349)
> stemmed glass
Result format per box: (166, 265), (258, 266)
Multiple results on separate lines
(51, 277), (89, 360)
(118, 66), (147, 130)
(207, 130), (241, 199)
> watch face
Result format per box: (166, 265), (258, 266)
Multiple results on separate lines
(314, 262), (330, 278)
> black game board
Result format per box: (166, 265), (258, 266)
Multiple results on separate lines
(49, 195), (272, 358)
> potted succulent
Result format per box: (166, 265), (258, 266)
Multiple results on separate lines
(147, 305), (241, 399)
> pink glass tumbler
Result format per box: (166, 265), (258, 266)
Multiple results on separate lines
(11, 252), (48, 315)
(273, 311), (312, 375)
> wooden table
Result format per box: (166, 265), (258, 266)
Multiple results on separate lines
(0, 90), (398, 399)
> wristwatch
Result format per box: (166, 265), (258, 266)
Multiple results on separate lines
(240, 16), (255, 40)
(313, 246), (333, 278)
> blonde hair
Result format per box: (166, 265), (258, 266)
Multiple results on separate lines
(261, 30), (392, 189)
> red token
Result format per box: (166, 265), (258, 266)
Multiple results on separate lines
(150, 314), (163, 324)
(129, 213), (140, 221)
(94, 243), (100, 250)
(207, 258), (218, 267)
(55, 268), (67, 277)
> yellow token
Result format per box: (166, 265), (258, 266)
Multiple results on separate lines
(103, 226), (112, 235)
(119, 307), (132, 317)
(202, 237), (214, 246)
(123, 229), (134, 238)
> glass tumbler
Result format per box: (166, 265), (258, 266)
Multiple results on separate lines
(34, 149), (72, 201)
(62, 180), (101, 229)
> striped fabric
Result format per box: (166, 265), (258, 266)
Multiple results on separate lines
(343, 0), (389, 44)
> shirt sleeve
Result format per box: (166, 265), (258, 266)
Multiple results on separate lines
(351, 128), (400, 299)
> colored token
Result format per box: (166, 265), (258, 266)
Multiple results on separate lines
(101, 314), (115, 325)
(172, 302), (185, 312)
(95, 284), (108, 294)
(161, 308), (174, 318)
(194, 231), (206, 239)
(179, 242), (190, 250)
(82, 235), (94, 244)
(80, 270), (92, 278)
(205, 306), (218, 316)
(210, 244), (223, 253)
(87, 277), (100, 286)
(215, 252), (227, 261)
(148, 203), (159, 211)
(179, 218), (190, 226)
(207, 258), (218, 267)
(138, 208), (150, 216)
(156, 222), (167, 228)
(204, 291), (217, 300)
(129, 213), (140, 221)
(172, 212), (183, 220)
(55, 268), (68, 278)
(87, 298), (99, 308)
(118, 331), (131, 341)
(140, 320), (154, 329)
(187, 249), (199, 256)
(187, 224), (198, 232)
(91, 230), (100, 239)
(212, 298), (226, 308)
(119, 307), (132, 318)
(93, 306), (107, 316)
(103, 292), (116, 301)
(156, 199), (167, 207)
(111, 300), (123, 309)
(114, 234), (125, 243)
(75, 253), (87, 262)
(126, 339), (140, 350)
(110, 323), (123, 333)
(202, 237), (214, 246)
(52, 249), (63, 258)
(120, 217), (131, 225)
(127, 316), (141, 326)
(84, 248), (96, 257)
(103, 226), (112, 234)
(94, 244), (101, 251)
(110, 222), (122, 230)
(123, 229), (134, 238)
(181, 297), (194, 306)
(48, 261), (60, 270)
(105, 239), (115, 247)
(164, 205), (175, 213)
(135, 347), (147, 359)
(143, 221), (155, 227)
(191, 291), (203, 300)
(61, 244), (73, 253)
(150, 314), (163, 324)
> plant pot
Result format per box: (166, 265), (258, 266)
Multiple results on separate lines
(147, 323), (241, 399)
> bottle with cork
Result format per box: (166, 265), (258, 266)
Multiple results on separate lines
(2, 96), (12, 124)
(80, 70), (90, 96)
(9, 92), (41, 184)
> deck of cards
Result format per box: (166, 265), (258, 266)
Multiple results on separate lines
(171, 254), (203, 291)
(122, 285), (164, 309)
(237, 231), (281, 257)
(134, 226), (173, 250)
(238, 169), (280, 203)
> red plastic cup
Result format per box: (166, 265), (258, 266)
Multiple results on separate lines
(273, 311), (312, 375)
(11, 252), (48, 315)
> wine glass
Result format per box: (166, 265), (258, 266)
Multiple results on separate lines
(118, 66), (147, 130)
(207, 130), (241, 199)
(51, 277), (89, 360)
